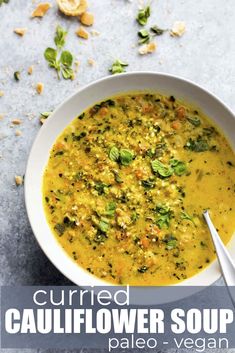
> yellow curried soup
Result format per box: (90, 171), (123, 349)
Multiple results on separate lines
(43, 93), (235, 285)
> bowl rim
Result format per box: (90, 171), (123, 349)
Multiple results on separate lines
(24, 71), (235, 294)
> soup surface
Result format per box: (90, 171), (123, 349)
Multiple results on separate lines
(43, 93), (235, 285)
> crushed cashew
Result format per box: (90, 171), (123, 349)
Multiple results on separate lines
(138, 42), (157, 55)
(15, 175), (23, 186)
(170, 21), (186, 37)
(15, 130), (22, 136)
(91, 29), (100, 36)
(31, 2), (52, 17)
(0, 91), (4, 97)
(14, 28), (28, 36)
(80, 12), (94, 26)
(12, 119), (22, 125)
(88, 58), (95, 66)
(28, 66), (34, 75)
(57, 0), (87, 16)
(76, 26), (89, 39)
(0, 114), (4, 120)
(36, 82), (44, 94)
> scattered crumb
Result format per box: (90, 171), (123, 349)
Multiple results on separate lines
(57, 0), (87, 16)
(15, 130), (22, 136)
(36, 82), (44, 94)
(158, 59), (163, 65)
(0, 91), (4, 97)
(14, 28), (28, 36)
(88, 58), (95, 66)
(12, 119), (22, 125)
(170, 21), (186, 37)
(80, 12), (94, 26)
(15, 175), (23, 186)
(91, 29), (100, 36)
(74, 60), (80, 73)
(138, 42), (157, 55)
(31, 2), (52, 17)
(76, 26), (89, 39)
(28, 66), (34, 75)
(0, 114), (4, 120)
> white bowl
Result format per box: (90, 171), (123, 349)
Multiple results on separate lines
(25, 72), (235, 291)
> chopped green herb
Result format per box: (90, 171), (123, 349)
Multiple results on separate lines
(131, 212), (139, 222)
(163, 234), (177, 250)
(120, 149), (134, 166)
(187, 117), (201, 127)
(170, 159), (187, 176)
(150, 25), (165, 35)
(98, 219), (109, 233)
(54, 25), (67, 49)
(40, 111), (52, 119)
(105, 202), (116, 217)
(155, 204), (173, 229)
(138, 29), (150, 44)
(184, 137), (210, 152)
(109, 60), (128, 75)
(151, 159), (173, 178)
(181, 211), (195, 224)
(109, 146), (120, 162)
(95, 182), (109, 195)
(14, 71), (20, 81)
(136, 5), (150, 26)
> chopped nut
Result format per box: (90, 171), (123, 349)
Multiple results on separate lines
(15, 130), (22, 136)
(28, 66), (34, 75)
(12, 119), (22, 125)
(40, 117), (46, 124)
(170, 21), (186, 37)
(80, 12), (94, 26)
(31, 2), (52, 17)
(14, 28), (27, 36)
(91, 29), (100, 36)
(15, 175), (23, 186)
(36, 82), (44, 94)
(0, 91), (4, 97)
(88, 58), (95, 66)
(57, 0), (87, 16)
(138, 42), (157, 55)
(0, 114), (4, 120)
(76, 26), (89, 39)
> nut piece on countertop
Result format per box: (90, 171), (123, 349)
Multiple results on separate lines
(0, 91), (4, 97)
(76, 26), (89, 39)
(138, 42), (157, 55)
(80, 12), (94, 26)
(12, 119), (22, 125)
(14, 28), (27, 36)
(88, 58), (95, 66)
(28, 66), (33, 75)
(15, 175), (23, 186)
(31, 2), (52, 18)
(15, 130), (22, 136)
(36, 82), (44, 94)
(170, 21), (186, 37)
(57, 0), (87, 16)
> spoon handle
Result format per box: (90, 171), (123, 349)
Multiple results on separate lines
(203, 210), (235, 286)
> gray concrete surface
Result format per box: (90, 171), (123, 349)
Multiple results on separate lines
(0, 0), (235, 352)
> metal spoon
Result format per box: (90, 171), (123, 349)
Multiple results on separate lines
(203, 210), (235, 304)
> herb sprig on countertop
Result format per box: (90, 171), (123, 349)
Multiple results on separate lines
(109, 60), (128, 75)
(0, 0), (9, 6)
(44, 25), (74, 80)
